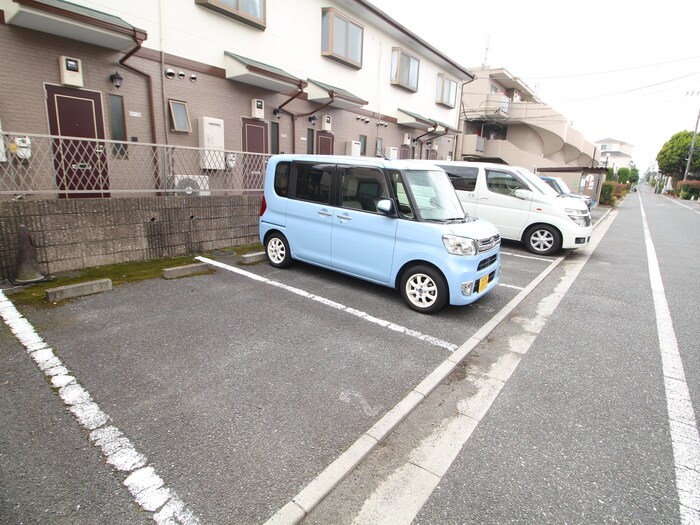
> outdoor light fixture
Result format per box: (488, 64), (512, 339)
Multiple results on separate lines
(273, 108), (282, 119)
(109, 71), (123, 89)
(308, 115), (317, 125)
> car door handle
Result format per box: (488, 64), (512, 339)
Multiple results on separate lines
(478, 197), (489, 201)
(337, 213), (352, 221)
(317, 210), (333, 217)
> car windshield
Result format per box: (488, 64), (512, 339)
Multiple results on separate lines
(515, 168), (558, 196)
(402, 169), (465, 222)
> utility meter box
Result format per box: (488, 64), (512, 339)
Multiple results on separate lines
(59, 56), (83, 87)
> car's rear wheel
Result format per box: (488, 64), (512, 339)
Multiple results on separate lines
(265, 232), (292, 268)
(400, 265), (448, 314)
(524, 224), (561, 256)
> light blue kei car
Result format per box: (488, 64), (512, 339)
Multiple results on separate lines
(259, 155), (501, 314)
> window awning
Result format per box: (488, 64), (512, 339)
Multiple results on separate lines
(397, 109), (459, 133)
(397, 109), (437, 130)
(224, 52), (305, 93)
(4, 0), (146, 50)
(307, 79), (368, 109)
(433, 119), (459, 134)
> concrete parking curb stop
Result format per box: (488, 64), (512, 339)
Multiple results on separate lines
(45, 278), (112, 302)
(162, 262), (213, 279)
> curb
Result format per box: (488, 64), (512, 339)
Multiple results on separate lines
(45, 279), (112, 302)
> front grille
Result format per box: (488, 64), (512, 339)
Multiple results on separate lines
(477, 254), (498, 271)
(478, 234), (501, 253)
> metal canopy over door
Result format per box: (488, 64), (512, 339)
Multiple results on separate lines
(46, 85), (110, 198)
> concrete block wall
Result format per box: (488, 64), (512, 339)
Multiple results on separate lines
(0, 196), (262, 283)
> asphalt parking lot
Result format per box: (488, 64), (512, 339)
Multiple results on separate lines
(1, 208), (606, 524)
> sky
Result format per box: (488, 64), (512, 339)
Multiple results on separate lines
(370, 0), (700, 173)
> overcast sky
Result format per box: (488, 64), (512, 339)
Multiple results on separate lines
(371, 0), (700, 172)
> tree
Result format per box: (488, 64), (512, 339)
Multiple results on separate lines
(629, 167), (640, 184)
(617, 167), (630, 184)
(657, 131), (700, 178)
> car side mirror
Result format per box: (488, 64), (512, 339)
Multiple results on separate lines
(376, 198), (395, 215)
(513, 188), (532, 200)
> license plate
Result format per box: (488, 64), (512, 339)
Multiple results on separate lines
(477, 275), (489, 293)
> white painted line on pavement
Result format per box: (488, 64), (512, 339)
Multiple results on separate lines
(640, 194), (700, 524)
(664, 195), (700, 214)
(195, 256), (458, 352)
(0, 292), (200, 525)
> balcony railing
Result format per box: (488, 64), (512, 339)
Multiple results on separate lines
(0, 132), (270, 199)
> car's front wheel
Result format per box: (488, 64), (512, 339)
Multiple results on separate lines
(265, 232), (292, 268)
(524, 224), (561, 256)
(400, 265), (448, 314)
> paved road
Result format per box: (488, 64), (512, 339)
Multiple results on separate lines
(305, 187), (700, 524)
(1, 190), (698, 524)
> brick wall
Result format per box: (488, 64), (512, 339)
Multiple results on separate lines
(0, 196), (262, 283)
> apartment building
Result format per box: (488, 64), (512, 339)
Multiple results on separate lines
(459, 66), (596, 171)
(595, 138), (635, 172)
(0, 0), (473, 182)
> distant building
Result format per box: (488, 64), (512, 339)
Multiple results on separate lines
(595, 138), (635, 172)
(459, 66), (596, 170)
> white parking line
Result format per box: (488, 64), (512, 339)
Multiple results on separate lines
(195, 256), (458, 352)
(0, 292), (200, 525)
(664, 195), (700, 215)
(640, 194), (700, 523)
(500, 250), (554, 262)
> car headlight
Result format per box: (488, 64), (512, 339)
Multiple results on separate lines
(565, 208), (589, 227)
(442, 234), (477, 256)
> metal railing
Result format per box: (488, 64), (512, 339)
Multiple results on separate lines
(0, 132), (270, 198)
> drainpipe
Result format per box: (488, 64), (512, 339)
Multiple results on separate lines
(118, 41), (156, 145)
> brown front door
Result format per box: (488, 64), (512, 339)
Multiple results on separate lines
(46, 85), (109, 198)
(399, 145), (412, 159)
(316, 132), (334, 155)
(242, 118), (268, 190)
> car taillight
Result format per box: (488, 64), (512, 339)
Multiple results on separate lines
(259, 195), (267, 216)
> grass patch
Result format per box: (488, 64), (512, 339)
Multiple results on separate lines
(6, 243), (263, 308)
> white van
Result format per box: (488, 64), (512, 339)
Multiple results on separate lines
(259, 155), (501, 313)
(433, 161), (593, 256)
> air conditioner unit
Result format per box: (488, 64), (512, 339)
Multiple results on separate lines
(167, 175), (211, 196)
(251, 98), (265, 119)
(403, 133), (412, 145)
(321, 114), (332, 131)
(383, 146), (398, 160)
(345, 140), (361, 156)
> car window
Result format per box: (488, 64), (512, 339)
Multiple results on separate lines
(388, 169), (415, 219)
(274, 162), (290, 196)
(295, 163), (333, 204)
(438, 165), (478, 192)
(340, 166), (388, 212)
(486, 169), (527, 196)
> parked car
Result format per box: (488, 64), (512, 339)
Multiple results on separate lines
(433, 161), (593, 256)
(539, 176), (592, 210)
(259, 155), (501, 313)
